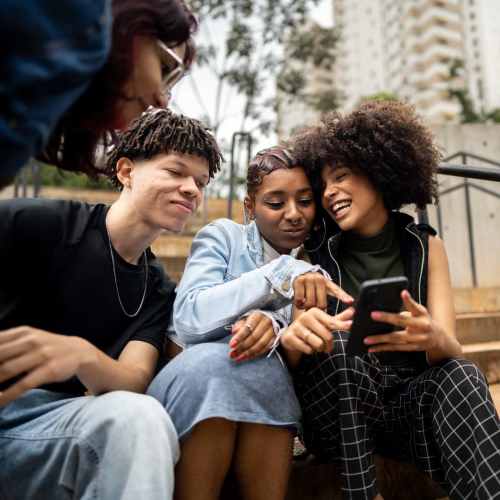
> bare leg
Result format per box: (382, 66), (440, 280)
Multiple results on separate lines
(233, 423), (293, 500)
(174, 418), (237, 500)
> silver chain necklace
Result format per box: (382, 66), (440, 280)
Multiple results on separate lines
(107, 230), (149, 318)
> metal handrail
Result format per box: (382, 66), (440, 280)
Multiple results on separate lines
(228, 132), (252, 220)
(421, 152), (500, 287)
(442, 151), (500, 168)
(437, 164), (500, 182)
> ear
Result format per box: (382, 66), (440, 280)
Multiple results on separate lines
(244, 195), (255, 220)
(115, 157), (134, 190)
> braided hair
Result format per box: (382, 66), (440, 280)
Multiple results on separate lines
(106, 108), (223, 187)
(246, 146), (298, 197)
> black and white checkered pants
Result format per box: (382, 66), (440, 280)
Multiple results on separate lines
(295, 332), (500, 500)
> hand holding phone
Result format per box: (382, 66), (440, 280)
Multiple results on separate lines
(346, 276), (408, 356)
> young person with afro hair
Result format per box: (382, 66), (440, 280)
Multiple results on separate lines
(281, 100), (500, 500)
(0, 109), (222, 500)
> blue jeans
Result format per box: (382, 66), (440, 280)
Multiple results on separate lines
(0, 389), (179, 500)
(0, 0), (111, 182)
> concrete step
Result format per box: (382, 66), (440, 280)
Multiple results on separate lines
(456, 312), (500, 344)
(462, 341), (500, 384)
(454, 287), (500, 314)
(221, 454), (446, 500)
(490, 384), (500, 410)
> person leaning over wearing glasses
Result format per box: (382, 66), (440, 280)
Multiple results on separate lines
(0, 109), (222, 500)
(148, 146), (353, 500)
(0, 0), (195, 189)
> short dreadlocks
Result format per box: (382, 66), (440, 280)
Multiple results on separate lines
(106, 109), (223, 187)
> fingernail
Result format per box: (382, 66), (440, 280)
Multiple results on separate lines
(229, 350), (238, 358)
(371, 311), (381, 319)
(229, 338), (238, 347)
(364, 338), (372, 344)
(236, 354), (248, 362)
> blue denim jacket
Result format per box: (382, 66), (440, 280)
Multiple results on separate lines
(0, 0), (111, 180)
(173, 218), (323, 345)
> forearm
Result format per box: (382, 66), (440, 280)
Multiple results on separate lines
(75, 339), (154, 394)
(281, 347), (303, 369)
(175, 257), (317, 344)
(426, 331), (463, 365)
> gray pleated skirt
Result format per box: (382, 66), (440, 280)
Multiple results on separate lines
(147, 337), (301, 440)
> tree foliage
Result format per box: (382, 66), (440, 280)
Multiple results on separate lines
(186, 0), (338, 137)
(448, 59), (500, 124)
(360, 91), (399, 104)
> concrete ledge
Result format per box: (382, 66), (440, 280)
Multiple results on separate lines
(463, 342), (500, 383)
(454, 287), (500, 314)
(221, 455), (446, 500)
(456, 312), (500, 344)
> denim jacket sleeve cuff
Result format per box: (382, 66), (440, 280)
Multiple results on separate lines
(239, 309), (287, 335)
(262, 255), (329, 300)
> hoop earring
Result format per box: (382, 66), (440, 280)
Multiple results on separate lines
(306, 218), (327, 252)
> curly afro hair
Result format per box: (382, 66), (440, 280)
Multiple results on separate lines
(106, 108), (223, 188)
(292, 100), (440, 210)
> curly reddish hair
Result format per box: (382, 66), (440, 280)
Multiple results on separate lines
(292, 100), (440, 210)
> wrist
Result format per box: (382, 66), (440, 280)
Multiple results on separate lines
(74, 337), (99, 373)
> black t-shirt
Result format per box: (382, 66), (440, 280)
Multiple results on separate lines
(0, 198), (176, 395)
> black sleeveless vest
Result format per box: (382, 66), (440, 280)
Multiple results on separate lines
(307, 211), (436, 371)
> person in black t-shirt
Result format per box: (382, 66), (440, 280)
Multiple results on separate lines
(0, 108), (222, 500)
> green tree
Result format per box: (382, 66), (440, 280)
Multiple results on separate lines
(184, 1), (338, 200)
(186, 0), (338, 136)
(360, 91), (398, 103)
(448, 59), (500, 124)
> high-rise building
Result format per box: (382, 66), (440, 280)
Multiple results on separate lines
(336, 0), (467, 122)
(463, 0), (500, 114)
(278, 0), (500, 133)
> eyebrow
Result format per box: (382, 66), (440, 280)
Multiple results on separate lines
(263, 188), (313, 196)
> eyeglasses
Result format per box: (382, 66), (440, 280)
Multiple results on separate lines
(157, 40), (186, 91)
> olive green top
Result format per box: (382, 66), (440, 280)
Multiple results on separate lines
(339, 215), (404, 300)
(339, 215), (409, 365)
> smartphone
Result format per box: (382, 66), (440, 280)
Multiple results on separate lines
(346, 276), (409, 356)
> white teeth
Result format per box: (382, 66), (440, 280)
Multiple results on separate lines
(333, 201), (351, 213)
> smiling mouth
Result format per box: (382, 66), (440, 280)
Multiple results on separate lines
(172, 201), (194, 214)
(330, 200), (352, 219)
(282, 227), (307, 236)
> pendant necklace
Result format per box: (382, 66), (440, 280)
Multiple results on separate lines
(107, 229), (148, 318)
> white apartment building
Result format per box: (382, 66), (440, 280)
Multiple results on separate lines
(462, 0), (500, 114)
(279, 0), (500, 132)
(335, 0), (500, 122)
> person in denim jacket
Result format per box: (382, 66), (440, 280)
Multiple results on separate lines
(148, 146), (353, 500)
(0, 0), (196, 188)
